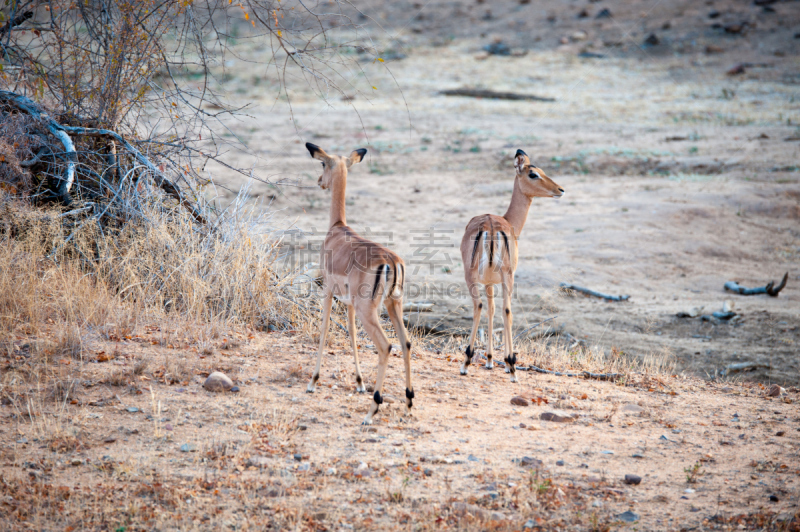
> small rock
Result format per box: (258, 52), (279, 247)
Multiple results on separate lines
(555, 460), (565, 466)
(326, 467), (337, 475)
(103, 436), (116, 444)
(247, 456), (270, 468)
(71, 459), (83, 466)
(722, 300), (734, 313)
(676, 306), (704, 318)
(643, 34), (660, 46)
(468, 454), (480, 462)
(293, 453), (303, 461)
(180, 443), (197, 453)
(684, 488), (695, 494)
(297, 463), (310, 471)
(769, 494), (779, 502)
(540, 410), (577, 423)
(126, 407), (139, 413)
(592, 500), (602, 508)
(624, 474), (642, 485)
(518, 456), (544, 469)
(600, 450), (614, 455)
(595, 8), (611, 19)
(523, 519), (536, 530)
(203, 371), (238, 392)
(511, 396), (529, 407)
(621, 404), (644, 414)
(632, 453), (645, 459)
(776, 431), (785, 437)
(165, 423), (173, 431)
(766, 384), (785, 397)
(483, 40), (511, 56)
(618, 511), (640, 523)
(570, 31), (588, 42)
(423, 468), (433, 477)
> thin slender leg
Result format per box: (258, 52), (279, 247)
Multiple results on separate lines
(502, 278), (518, 383)
(386, 297), (414, 415)
(347, 304), (366, 393)
(461, 282), (482, 376)
(358, 305), (392, 425)
(485, 284), (495, 369)
(307, 293), (333, 393)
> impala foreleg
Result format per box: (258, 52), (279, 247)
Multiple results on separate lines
(346, 305), (366, 393)
(502, 281), (518, 383)
(307, 294), (333, 393)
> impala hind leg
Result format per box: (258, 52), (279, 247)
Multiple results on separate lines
(307, 294), (333, 393)
(386, 297), (414, 416)
(501, 280), (518, 383)
(347, 305), (366, 393)
(485, 284), (495, 369)
(461, 283), (482, 376)
(358, 307), (392, 425)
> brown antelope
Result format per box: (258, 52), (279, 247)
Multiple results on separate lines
(303, 142), (414, 425)
(459, 149), (564, 382)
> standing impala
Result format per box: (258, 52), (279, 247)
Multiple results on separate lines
(459, 149), (564, 382)
(303, 142), (414, 425)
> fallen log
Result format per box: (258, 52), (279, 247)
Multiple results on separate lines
(439, 88), (555, 102)
(560, 283), (630, 301)
(496, 361), (622, 381)
(724, 273), (787, 297)
(720, 362), (770, 376)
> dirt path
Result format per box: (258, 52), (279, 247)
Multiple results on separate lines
(2, 332), (798, 530)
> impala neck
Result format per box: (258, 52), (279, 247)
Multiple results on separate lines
(328, 168), (347, 228)
(503, 177), (533, 235)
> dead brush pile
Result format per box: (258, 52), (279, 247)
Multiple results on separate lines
(0, 95), (314, 404)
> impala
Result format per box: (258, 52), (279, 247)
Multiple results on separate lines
(303, 143), (414, 425)
(459, 149), (564, 382)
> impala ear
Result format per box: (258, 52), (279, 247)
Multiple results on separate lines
(346, 148), (367, 168)
(306, 142), (330, 161)
(514, 149), (530, 172)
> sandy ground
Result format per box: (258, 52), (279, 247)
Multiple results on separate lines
(195, 1), (800, 385)
(1, 332), (799, 530)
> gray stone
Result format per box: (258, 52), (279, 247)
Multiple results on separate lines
(510, 396), (529, 407)
(126, 407), (139, 413)
(624, 474), (642, 485)
(621, 404), (644, 414)
(540, 410), (578, 423)
(179, 443), (197, 452)
(523, 519), (536, 529)
(517, 456), (544, 469)
(618, 511), (640, 523)
(203, 371), (238, 392)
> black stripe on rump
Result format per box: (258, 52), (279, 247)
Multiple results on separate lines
(499, 231), (510, 260)
(488, 232), (494, 267)
(398, 263), (405, 291)
(372, 264), (386, 300)
(389, 260), (398, 297)
(470, 232), (482, 267)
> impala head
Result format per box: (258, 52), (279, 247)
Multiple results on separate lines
(513, 149), (564, 198)
(305, 142), (367, 190)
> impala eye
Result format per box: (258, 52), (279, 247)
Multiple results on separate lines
(529, 172), (540, 179)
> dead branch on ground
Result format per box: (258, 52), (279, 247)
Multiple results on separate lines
(724, 273), (788, 297)
(439, 88), (555, 102)
(560, 283), (630, 301)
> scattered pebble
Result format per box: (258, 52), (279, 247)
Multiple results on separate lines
(126, 407), (139, 413)
(517, 456), (544, 469)
(522, 519), (536, 529)
(180, 443), (197, 453)
(618, 511), (640, 523)
(644, 34), (660, 46)
(555, 460), (565, 466)
(203, 371), (239, 393)
(624, 474), (642, 485)
(540, 410), (577, 423)
(510, 396), (529, 407)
